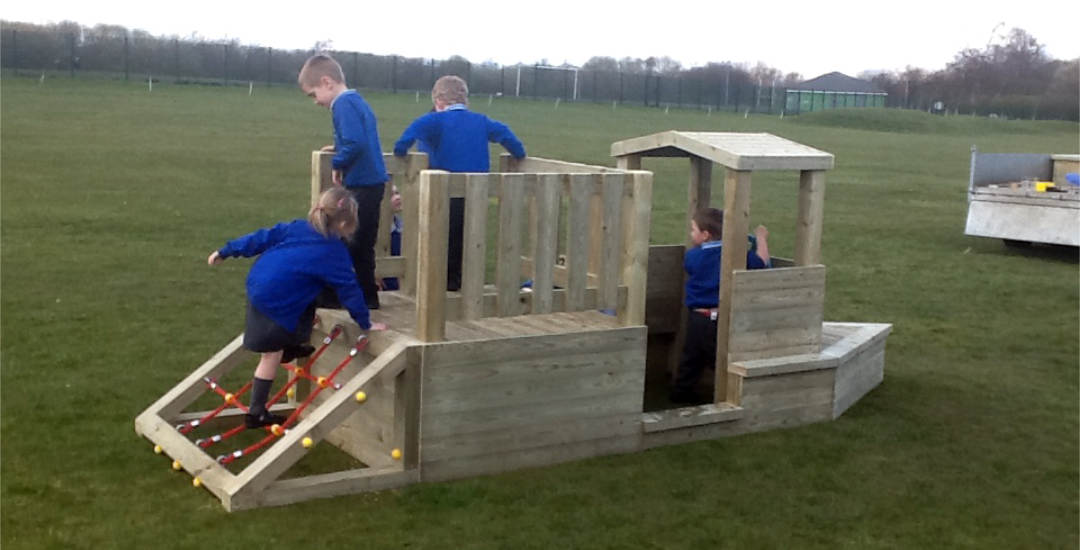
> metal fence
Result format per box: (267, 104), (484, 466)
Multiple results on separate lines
(0, 28), (878, 114)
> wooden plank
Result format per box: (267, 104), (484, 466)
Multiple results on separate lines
(250, 467), (417, 510)
(730, 353), (839, 378)
(137, 414), (237, 505)
(461, 174), (489, 321)
(615, 154), (642, 170)
(397, 154), (428, 296)
(422, 326), (645, 369)
(609, 131), (834, 171)
(422, 412), (641, 463)
(496, 174), (525, 317)
(794, 170), (826, 266)
(424, 389), (643, 439)
(600, 174), (624, 311)
(532, 174), (560, 314)
(714, 169), (751, 403)
(566, 174), (592, 311)
(393, 348), (422, 470)
(135, 334), (249, 423)
(375, 181), (393, 258)
(415, 171), (450, 342)
(640, 402), (743, 433)
(372, 256), (406, 278)
(421, 432), (640, 484)
(228, 342), (409, 501)
(310, 151), (333, 208)
(619, 171), (651, 326)
(513, 154), (625, 174)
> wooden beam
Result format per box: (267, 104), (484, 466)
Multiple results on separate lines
(397, 153), (428, 296)
(134, 333), (248, 423)
(619, 171), (651, 326)
(415, 171), (449, 342)
(496, 174), (525, 317)
(795, 170), (826, 266)
(566, 174), (592, 311)
(600, 174), (624, 312)
(310, 151), (333, 208)
(532, 174), (560, 313)
(714, 169), (751, 404)
(461, 174), (489, 321)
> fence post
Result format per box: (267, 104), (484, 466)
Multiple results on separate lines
(68, 33), (76, 78)
(223, 43), (228, 86)
(124, 35), (130, 81)
(391, 55), (397, 93)
(533, 63), (538, 98)
(500, 66), (505, 96)
(266, 47), (272, 87)
(174, 38), (179, 83)
(618, 71), (624, 104)
(352, 52), (358, 88)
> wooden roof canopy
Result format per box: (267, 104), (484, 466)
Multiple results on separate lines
(610, 131), (834, 171)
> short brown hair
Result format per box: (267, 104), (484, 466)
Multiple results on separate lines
(693, 208), (724, 241)
(432, 75), (469, 105)
(298, 54), (345, 87)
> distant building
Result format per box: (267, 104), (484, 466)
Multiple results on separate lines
(785, 72), (887, 113)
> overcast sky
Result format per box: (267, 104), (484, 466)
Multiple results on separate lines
(5, 1), (1078, 79)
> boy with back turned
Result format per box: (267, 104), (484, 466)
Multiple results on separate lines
(393, 75), (526, 291)
(298, 54), (388, 309)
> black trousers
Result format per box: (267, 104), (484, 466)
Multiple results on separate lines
(447, 197), (465, 291)
(347, 185), (385, 309)
(672, 309), (718, 396)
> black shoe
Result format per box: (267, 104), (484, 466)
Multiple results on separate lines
(281, 344), (316, 364)
(245, 411), (286, 429)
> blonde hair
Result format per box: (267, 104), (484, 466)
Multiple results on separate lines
(298, 54), (346, 88)
(432, 75), (469, 106)
(309, 187), (358, 239)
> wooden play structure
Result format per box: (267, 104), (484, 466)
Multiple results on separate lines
(136, 132), (891, 510)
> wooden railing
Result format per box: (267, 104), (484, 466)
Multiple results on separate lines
(311, 151), (652, 343)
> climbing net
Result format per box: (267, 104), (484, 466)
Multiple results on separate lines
(173, 324), (368, 466)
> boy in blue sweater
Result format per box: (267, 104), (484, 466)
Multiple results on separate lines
(671, 208), (771, 404)
(209, 188), (387, 428)
(299, 54), (389, 308)
(393, 75), (526, 290)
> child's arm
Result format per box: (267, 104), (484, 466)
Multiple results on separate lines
(486, 119), (525, 158)
(322, 246), (380, 330)
(750, 225), (771, 268)
(393, 115), (435, 157)
(215, 222), (292, 260)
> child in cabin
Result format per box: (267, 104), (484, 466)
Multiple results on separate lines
(208, 188), (387, 429)
(670, 208), (771, 404)
(392, 75), (526, 291)
(298, 54), (389, 309)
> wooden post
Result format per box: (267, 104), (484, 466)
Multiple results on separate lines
(687, 157), (712, 245)
(714, 169), (751, 403)
(532, 174), (560, 314)
(566, 174), (592, 311)
(311, 151), (333, 208)
(794, 170), (826, 266)
(600, 174), (624, 312)
(416, 171), (449, 342)
(398, 153), (429, 297)
(618, 171), (652, 326)
(496, 173), (525, 317)
(460, 174), (489, 320)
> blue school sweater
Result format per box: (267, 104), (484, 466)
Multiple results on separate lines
(331, 90), (389, 188)
(684, 240), (769, 308)
(218, 220), (371, 330)
(392, 104), (525, 172)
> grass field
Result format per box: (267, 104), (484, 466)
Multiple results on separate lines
(2, 76), (1077, 549)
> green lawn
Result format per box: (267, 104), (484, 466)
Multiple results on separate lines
(2, 76), (1077, 549)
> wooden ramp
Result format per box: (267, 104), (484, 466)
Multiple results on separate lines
(134, 324), (417, 511)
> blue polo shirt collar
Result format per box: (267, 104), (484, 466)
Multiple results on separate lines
(445, 103), (468, 111)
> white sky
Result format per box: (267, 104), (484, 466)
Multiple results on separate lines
(5, 1), (1078, 79)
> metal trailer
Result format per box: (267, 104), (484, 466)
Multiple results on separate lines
(964, 146), (1080, 247)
